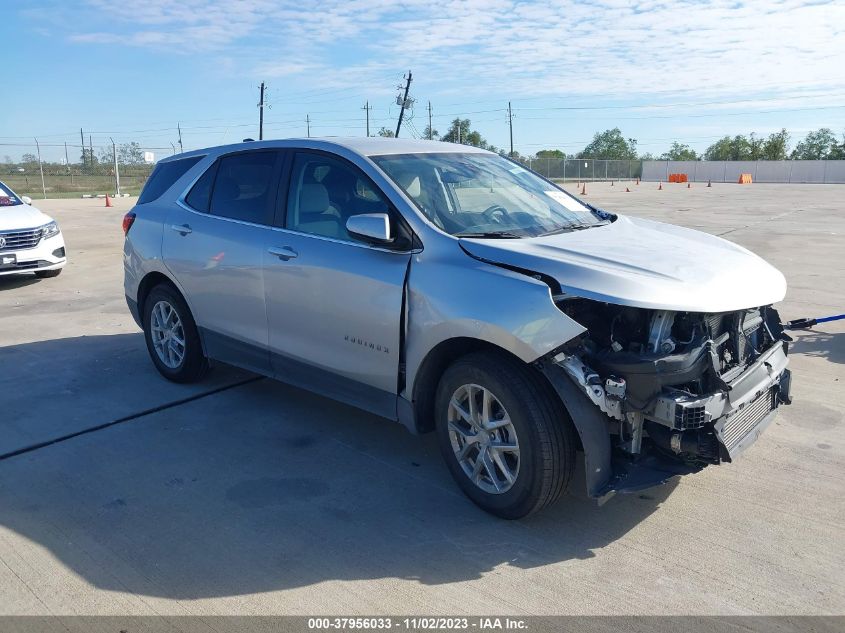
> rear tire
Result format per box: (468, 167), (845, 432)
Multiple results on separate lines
(35, 269), (62, 278)
(142, 283), (209, 383)
(434, 351), (575, 519)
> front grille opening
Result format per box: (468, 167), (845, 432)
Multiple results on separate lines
(0, 227), (42, 251)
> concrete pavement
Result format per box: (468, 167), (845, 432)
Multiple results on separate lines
(0, 185), (842, 615)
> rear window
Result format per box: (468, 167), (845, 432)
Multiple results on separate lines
(137, 156), (203, 204)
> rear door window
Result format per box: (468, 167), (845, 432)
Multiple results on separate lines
(138, 155), (203, 204)
(209, 151), (281, 225)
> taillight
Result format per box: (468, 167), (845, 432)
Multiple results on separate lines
(122, 211), (136, 235)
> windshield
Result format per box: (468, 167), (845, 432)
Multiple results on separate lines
(371, 152), (607, 237)
(0, 181), (23, 207)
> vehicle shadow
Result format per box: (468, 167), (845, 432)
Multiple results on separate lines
(0, 333), (677, 599)
(0, 273), (41, 291)
(789, 329), (845, 365)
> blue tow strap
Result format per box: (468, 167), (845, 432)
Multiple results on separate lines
(785, 314), (845, 330)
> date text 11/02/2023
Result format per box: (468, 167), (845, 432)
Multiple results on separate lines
(306, 617), (528, 630)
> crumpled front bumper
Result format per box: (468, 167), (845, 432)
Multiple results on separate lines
(540, 339), (792, 501)
(647, 340), (791, 461)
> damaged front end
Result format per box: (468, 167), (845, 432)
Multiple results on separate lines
(540, 298), (793, 501)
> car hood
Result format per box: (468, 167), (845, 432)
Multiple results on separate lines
(0, 202), (51, 232)
(459, 215), (787, 313)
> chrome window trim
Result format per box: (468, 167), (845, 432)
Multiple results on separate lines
(268, 224), (420, 255)
(174, 200), (272, 230)
(174, 199), (419, 255)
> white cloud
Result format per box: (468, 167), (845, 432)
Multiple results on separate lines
(61, 0), (845, 103)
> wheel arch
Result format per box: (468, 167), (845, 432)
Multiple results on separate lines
(137, 270), (177, 317)
(410, 337), (575, 439)
(136, 270), (207, 356)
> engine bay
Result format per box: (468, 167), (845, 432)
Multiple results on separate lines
(552, 296), (792, 466)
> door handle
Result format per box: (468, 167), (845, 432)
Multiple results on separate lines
(170, 224), (192, 235)
(268, 246), (298, 261)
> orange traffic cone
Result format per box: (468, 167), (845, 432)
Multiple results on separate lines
(105, 194), (112, 207)
(625, 187), (630, 192)
(610, 180), (614, 186)
(658, 182), (663, 190)
(636, 178), (640, 185)
(687, 182), (691, 189)
(580, 183), (587, 195)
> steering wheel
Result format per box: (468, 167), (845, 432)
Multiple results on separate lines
(482, 204), (510, 223)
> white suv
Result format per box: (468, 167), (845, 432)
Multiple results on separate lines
(0, 180), (66, 278)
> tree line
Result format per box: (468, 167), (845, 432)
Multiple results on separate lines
(533, 127), (845, 161)
(3, 142), (150, 175)
(6, 123), (845, 171)
(409, 119), (845, 162)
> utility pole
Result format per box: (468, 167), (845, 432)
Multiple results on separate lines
(177, 123), (184, 153)
(34, 138), (46, 199)
(395, 70), (413, 138)
(66, 141), (74, 185)
(427, 101), (433, 140)
(508, 101), (514, 157)
(110, 137), (121, 196)
(258, 82), (266, 140)
(80, 128), (85, 167)
(170, 142), (176, 155)
(362, 101), (372, 137)
(306, 115), (311, 138)
(89, 135), (93, 165)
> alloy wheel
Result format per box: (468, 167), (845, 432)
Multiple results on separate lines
(447, 383), (520, 494)
(150, 300), (186, 369)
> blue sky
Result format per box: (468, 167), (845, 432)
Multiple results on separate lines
(3, 0), (845, 162)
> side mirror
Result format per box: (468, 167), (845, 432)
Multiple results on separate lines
(346, 213), (392, 244)
(21, 196), (32, 205)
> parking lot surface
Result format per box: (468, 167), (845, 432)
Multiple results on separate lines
(0, 183), (842, 615)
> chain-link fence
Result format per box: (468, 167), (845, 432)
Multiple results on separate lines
(1, 142), (163, 199)
(517, 158), (643, 182)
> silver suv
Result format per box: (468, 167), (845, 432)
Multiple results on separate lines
(123, 138), (792, 518)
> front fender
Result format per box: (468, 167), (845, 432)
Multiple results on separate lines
(404, 254), (585, 398)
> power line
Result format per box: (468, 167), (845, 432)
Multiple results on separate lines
(516, 104), (845, 122)
(515, 91), (845, 112)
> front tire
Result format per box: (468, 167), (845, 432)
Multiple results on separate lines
(435, 351), (575, 519)
(142, 283), (209, 383)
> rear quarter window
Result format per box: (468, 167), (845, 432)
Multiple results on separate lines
(137, 156), (203, 204)
(185, 161), (218, 212)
